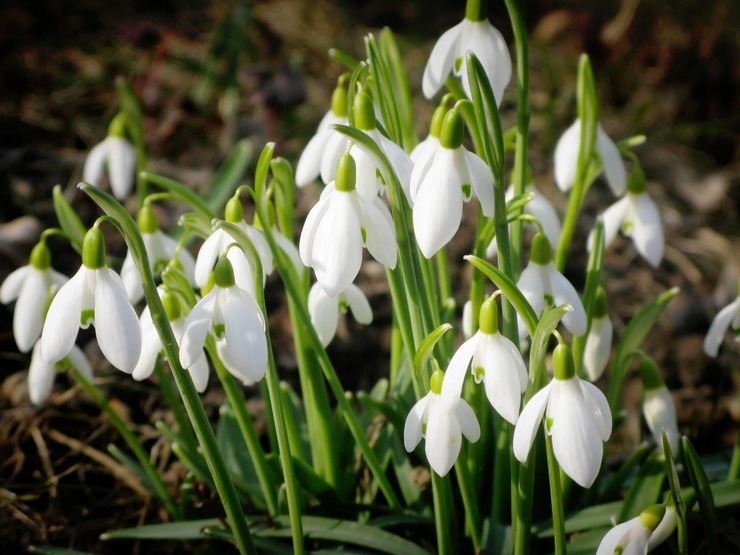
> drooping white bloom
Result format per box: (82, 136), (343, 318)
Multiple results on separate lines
(121, 205), (196, 303)
(299, 153), (397, 298)
(1, 242), (67, 353)
(639, 357), (679, 456)
(28, 343), (91, 406)
(411, 108), (494, 258)
(703, 295), (740, 357)
(308, 282), (372, 346)
(443, 297), (528, 424)
(40, 228), (142, 374)
(321, 91), (413, 203)
(422, 16), (511, 105)
(486, 184), (561, 258)
(583, 287), (613, 381)
(597, 504), (670, 555)
(590, 166), (664, 268)
(83, 127), (136, 200)
(404, 369), (480, 477)
(647, 505), (678, 551)
(516, 233), (587, 340)
(514, 344), (611, 488)
(554, 119), (626, 196)
(133, 290), (209, 393)
(180, 257), (267, 384)
(296, 79), (349, 187)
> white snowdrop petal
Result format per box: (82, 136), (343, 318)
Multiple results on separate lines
(454, 398), (481, 443)
(643, 386), (679, 454)
(82, 139), (110, 188)
(107, 137), (136, 199)
(360, 197), (397, 269)
(379, 134), (414, 204)
(461, 20), (512, 105)
(465, 149), (494, 217)
(703, 299), (739, 357)
(308, 283), (339, 346)
(299, 192), (332, 267)
(94, 269), (142, 373)
(583, 316), (613, 381)
(549, 267), (587, 336)
(344, 284), (373, 325)
(180, 291), (217, 369)
(13, 268), (48, 353)
(194, 231), (224, 288)
(422, 21), (464, 98)
(483, 334), (526, 424)
(596, 126), (627, 196)
(404, 395), (430, 452)
(579, 379), (613, 441)
(647, 506), (678, 551)
(440, 334), (478, 403)
(352, 145), (381, 200)
(245, 226), (274, 276)
(410, 142), (436, 202)
(296, 125), (333, 187)
(553, 121), (581, 192)
(516, 263), (545, 339)
(630, 192), (664, 268)
(274, 230), (305, 277)
(28, 344), (56, 406)
(227, 248), (257, 296)
(596, 521), (635, 555)
(0, 265), (30, 303)
(320, 132), (349, 184)
(527, 188), (562, 247)
(132, 309), (162, 382)
(222, 288), (267, 382)
(410, 136), (438, 167)
(41, 267), (87, 364)
(120, 251), (144, 303)
(593, 198), (629, 254)
(425, 400), (461, 476)
(513, 382), (552, 462)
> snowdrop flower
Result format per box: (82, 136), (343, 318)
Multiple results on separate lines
(590, 165), (664, 268)
(554, 119), (626, 196)
(443, 297), (527, 424)
(296, 77), (349, 187)
(83, 114), (136, 200)
(410, 102), (447, 167)
(308, 282), (372, 346)
(194, 197), (272, 295)
(411, 108), (494, 258)
(28, 343), (91, 406)
(1, 241), (67, 353)
(597, 504), (668, 555)
(584, 287), (613, 381)
(514, 344), (612, 488)
(703, 282), (740, 357)
(180, 257), (267, 384)
(133, 290), (209, 393)
(121, 205), (196, 303)
(322, 91), (413, 203)
(421, 7), (511, 104)
(516, 232), (587, 340)
(639, 357), (679, 456)
(40, 228), (142, 373)
(299, 152), (397, 297)
(404, 368), (480, 476)
(486, 183), (561, 258)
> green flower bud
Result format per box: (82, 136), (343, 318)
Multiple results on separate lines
(225, 196), (244, 223)
(639, 357), (665, 391)
(107, 112), (128, 138)
(439, 109), (464, 150)
(214, 257), (235, 288)
(335, 152), (356, 193)
(429, 104), (447, 139)
(29, 242), (52, 270)
(354, 90), (376, 131)
(331, 81), (348, 118)
(592, 286), (608, 318)
(82, 228), (106, 269)
(479, 297), (499, 335)
(137, 204), (159, 234)
(162, 292), (182, 321)
(553, 343), (575, 381)
(530, 232), (552, 265)
(430, 368), (445, 394)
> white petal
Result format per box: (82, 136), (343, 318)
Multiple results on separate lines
(425, 399), (462, 476)
(187, 354), (210, 393)
(120, 251), (144, 303)
(594, 197), (630, 252)
(553, 121), (581, 191)
(422, 21), (464, 98)
(308, 282), (339, 346)
(360, 196), (397, 269)
(462, 300), (473, 339)
(41, 266), (87, 363)
(643, 386), (679, 455)
(194, 230), (225, 288)
(465, 149), (494, 217)
(482, 334), (527, 424)
(319, 131), (350, 184)
(703, 299), (740, 357)
(513, 382), (553, 462)
(299, 191), (332, 267)
(379, 133), (414, 204)
(132, 308), (162, 381)
(549, 378), (604, 487)
(107, 137), (136, 199)
(227, 248), (257, 296)
(548, 266), (587, 336)
(596, 521), (637, 555)
(245, 225), (274, 276)
(94, 269), (142, 373)
(579, 379), (613, 441)
(526, 187), (561, 247)
(221, 288), (267, 382)
(28, 343), (56, 406)
(454, 398), (481, 442)
(629, 192), (664, 268)
(13, 268), (49, 353)
(410, 141), (436, 203)
(296, 121), (334, 187)
(516, 263), (545, 339)
(440, 334), (478, 403)
(351, 144), (382, 200)
(344, 284), (373, 325)
(311, 192), (363, 297)
(404, 394), (430, 451)
(410, 136), (438, 167)
(596, 126), (626, 196)
(0, 265), (30, 303)
(647, 506), (677, 551)
(180, 289), (216, 369)
(82, 139), (109, 187)
(274, 229), (305, 277)
(67, 345), (93, 381)
(460, 20), (512, 105)
(583, 315), (613, 381)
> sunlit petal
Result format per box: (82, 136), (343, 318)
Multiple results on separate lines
(513, 382), (552, 462)
(422, 21), (464, 98)
(94, 269), (141, 373)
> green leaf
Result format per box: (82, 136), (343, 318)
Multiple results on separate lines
(598, 442), (651, 502)
(29, 547), (97, 555)
(52, 185), (86, 252)
(663, 434), (688, 554)
(328, 48), (361, 70)
(683, 436), (718, 553)
(607, 287), (679, 412)
(465, 52), (504, 179)
(101, 519), (223, 540)
(413, 323), (453, 379)
(204, 139), (252, 215)
(378, 27), (417, 150)
(618, 450), (665, 520)
(140, 172), (212, 218)
(253, 142), (275, 204)
(106, 444), (153, 491)
(528, 306), (570, 393)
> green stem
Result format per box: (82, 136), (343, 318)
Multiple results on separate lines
(153, 362), (198, 455)
(545, 433), (567, 555)
(455, 450), (482, 550)
(465, 0), (489, 22)
(431, 473), (456, 553)
(71, 366), (180, 519)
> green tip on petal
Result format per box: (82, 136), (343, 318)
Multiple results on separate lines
(225, 197), (244, 223)
(592, 286), (608, 318)
(82, 227), (106, 269)
(107, 112), (128, 138)
(628, 163), (647, 195)
(638, 357), (665, 391)
(162, 292), (182, 321)
(29, 242), (52, 270)
(335, 152), (356, 192)
(201, 271), (216, 296)
(530, 232), (552, 265)
(639, 504), (666, 532)
(553, 343), (575, 381)
(353, 90), (376, 131)
(439, 109), (464, 150)
(479, 297), (499, 335)
(430, 368), (444, 395)
(429, 104), (447, 139)
(137, 204), (159, 234)
(331, 82), (348, 118)
(214, 257), (235, 288)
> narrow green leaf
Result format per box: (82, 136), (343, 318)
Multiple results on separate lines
(101, 519), (223, 540)
(598, 442), (651, 501)
(204, 139), (252, 215)
(253, 142), (275, 203)
(413, 323), (453, 378)
(29, 547), (98, 555)
(328, 48), (361, 70)
(378, 27), (417, 150)
(52, 185), (85, 252)
(528, 306), (570, 395)
(140, 172), (212, 218)
(106, 444), (152, 491)
(663, 433), (688, 554)
(683, 436), (718, 553)
(618, 450), (665, 520)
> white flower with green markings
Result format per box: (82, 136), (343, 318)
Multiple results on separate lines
(83, 113), (136, 200)
(639, 357), (679, 456)
(597, 504), (674, 555)
(28, 343), (92, 406)
(583, 287), (613, 381)
(308, 282), (373, 346)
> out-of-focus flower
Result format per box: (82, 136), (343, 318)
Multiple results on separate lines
(516, 233), (586, 339)
(443, 297), (527, 424)
(28, 343), (91, 406)
(40, 228), (142, 373)
(411, 108), (493, 258)
(83, 114), (136, 200)
(121, 205), (196, 303)
(404, 368), (480, 477)
(597, 504), (672, 555)
(308, 282), (372, 346)
(513, 344), (611, 488)
(180, 257), (267, 384)
(296, 77), (349, 187)
(422, 12), (511, 104)
(299, 153), (397, 297)
(554, 119), (626, 196)
(703, 285), (740, 357)
(584, 287), (613, 381)
(639, 357), (679, 456)
(1, 242), (67, 353)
